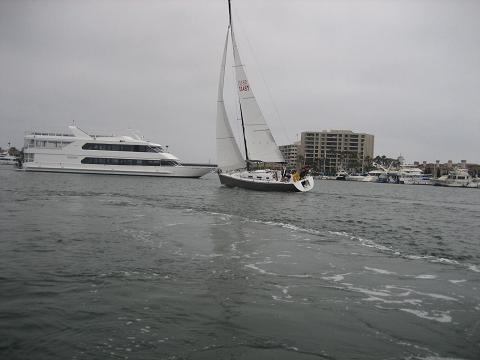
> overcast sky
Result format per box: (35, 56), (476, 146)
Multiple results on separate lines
(1, 0), (479, 163)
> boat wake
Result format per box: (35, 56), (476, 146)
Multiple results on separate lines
(202, 209), (480, 274)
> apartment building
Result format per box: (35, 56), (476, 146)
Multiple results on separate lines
(278, 142), (300, 169)
(300, 130), (374, 175)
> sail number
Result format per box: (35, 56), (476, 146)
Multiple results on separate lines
(238, 80), (250, 92)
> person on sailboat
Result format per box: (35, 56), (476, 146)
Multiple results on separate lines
(300, 165), (310, 178)
(292, 170), (301, 182)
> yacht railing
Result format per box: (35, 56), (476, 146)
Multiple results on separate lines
(25, 131), (74, 137)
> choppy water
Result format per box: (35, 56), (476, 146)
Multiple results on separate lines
(0, 169), (479, 359)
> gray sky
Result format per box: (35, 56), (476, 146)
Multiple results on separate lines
(1, 0), (479, 163)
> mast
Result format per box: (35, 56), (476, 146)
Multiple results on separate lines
(228, 0), (232, 27)
(228, 0), (250, 169)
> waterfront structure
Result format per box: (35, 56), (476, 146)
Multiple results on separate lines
(278, 142), (300, 169)
(299, 130), (374, 175)
(22, 126), (214, 177)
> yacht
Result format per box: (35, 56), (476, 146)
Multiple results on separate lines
(361, 170), (384, 183)
(432, 168), (479, 188)
(0, 152), (18, 166)
(335, 170), (348, 181)
(397, 165), (431, 185)
(346, 173), (366, 182)
(21, 126), (214, 177)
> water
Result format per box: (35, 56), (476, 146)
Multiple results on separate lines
(0, 169), (479, 359)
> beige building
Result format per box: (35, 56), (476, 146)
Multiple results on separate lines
(278, 142), (300, 169)
(300, 130), (374, 175)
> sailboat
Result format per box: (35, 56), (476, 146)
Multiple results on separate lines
(216, 0), (314, 192)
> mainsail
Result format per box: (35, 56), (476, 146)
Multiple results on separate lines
(231, 28), (284, 163)
(216, 28), (245, 171)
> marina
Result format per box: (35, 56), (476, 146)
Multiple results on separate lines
(317, 165), (480, 189)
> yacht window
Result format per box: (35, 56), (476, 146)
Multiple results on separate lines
(82, 143), (163, 152)
(25, 139), (35, 147)
(80, 157), (178, 166)
(149, 146), (165, 153)
(160, 160), (178, 166)
(46, 141), (58, 149)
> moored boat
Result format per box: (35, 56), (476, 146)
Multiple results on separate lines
(0, 152), (17, 167)
(335, 170), (348, 181)
(397, 165), (431, 185)
(432, 168), (479, 188)
(361, 170), (384, 182)
(346, 174), (366, 181)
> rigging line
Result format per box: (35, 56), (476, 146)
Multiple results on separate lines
(232, 7), (292, 147)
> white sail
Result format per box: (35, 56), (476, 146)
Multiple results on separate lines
(216, 28), (245, 171)
(231, 29), (284, 163)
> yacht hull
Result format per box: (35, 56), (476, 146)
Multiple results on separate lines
(22, 164), (212, 178)
(432, 180), (479, 188)
(219, 173), (314, 192)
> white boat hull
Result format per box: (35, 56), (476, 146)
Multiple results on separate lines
(432, 180), (479, 188)
(362, 175), (379, 182)
(399, 178), (431, 185)
(22, 163), (212, 178)
(346, 175), (366, 182)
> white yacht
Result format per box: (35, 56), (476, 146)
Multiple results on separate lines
(335, 170), (349, 181)
(346, 173), (366, 182)
(432, 168), (479, 188)
(21, 126), (214, 177)
(398, 165), (431, 185)
(361, 170), (384, 182)
(0, 152), (18, 166)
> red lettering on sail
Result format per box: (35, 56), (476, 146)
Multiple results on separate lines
(238, 80), (250, 92)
